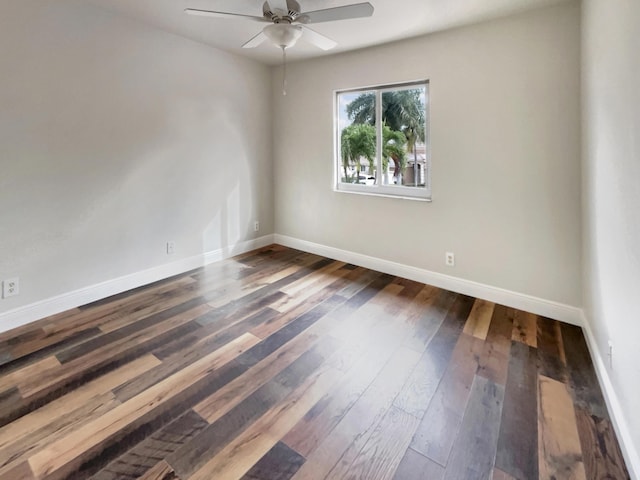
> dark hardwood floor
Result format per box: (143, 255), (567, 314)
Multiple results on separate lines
(0, 245), (630, 479)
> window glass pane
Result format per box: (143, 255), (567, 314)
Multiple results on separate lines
(337, 90), (377, 185)
(380, 86), (427, 188)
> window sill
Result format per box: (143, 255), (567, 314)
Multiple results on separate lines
(334, 184), (432, 202)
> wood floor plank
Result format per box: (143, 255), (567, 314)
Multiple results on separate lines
(478, 304), (514, 386)
(168, 336), (340, 479)
(339, 405), (420, 480)
(94, 279), (204, 334)
(240, 441), (305, 480)
(0, 356), (60, 393)
(205, 260), (312, 310)
(0, 354), (160, 454)
(18, 303), (211, 398)
(561, 323), (609, 419)
(0, 327), (102, 378)
(154, 306), (279, 361)
(392, 448), (444, 480)
(56, 298), (210, 364)
(138, 460), (179, 480)
(575, 407), (630, 480)
(250, 266), (371, 340)
(281, 315), (409, 457)
(0, 276), (197, 363)
(492, 467), (517, 480)
(463, 298), (495, 340)
(27, 333), (260, 479)
(402, 287), (457, 353)
(511, 310), (537, 347)
(537, 316), (567, 382)
(0, 392), (120, 477)
(89, 410), (207, 480)
(291, 347), (422, 480)
(495, 341), (538, 480)
(186, 364), (343, 480)
(0, 460), (35, 480)
(279, 261), (347, 298)
(203, 257), (335, 309)
(409, 332), (485, 466)
(443, 375), (505, 480)
(113, 307), (280, 402)
(394, 294), (475, 419)
(193, 328), (319, 424)
(538, 375), (586, 480)
(0, 356), (162, 477)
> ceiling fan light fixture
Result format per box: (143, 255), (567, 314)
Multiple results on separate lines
(263, 24), (303, 49)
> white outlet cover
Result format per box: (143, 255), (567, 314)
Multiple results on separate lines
(3, 277), (19, 298)
(445, 252), (455, 266)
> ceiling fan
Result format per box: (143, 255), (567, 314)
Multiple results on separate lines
(185, 0), (375, 51)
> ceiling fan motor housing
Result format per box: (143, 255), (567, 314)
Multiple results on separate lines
(263, 0), (301, 23)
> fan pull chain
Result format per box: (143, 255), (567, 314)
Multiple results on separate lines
(282, 46), (287, 96)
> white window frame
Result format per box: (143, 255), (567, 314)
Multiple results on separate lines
(334, 80), (431, 201)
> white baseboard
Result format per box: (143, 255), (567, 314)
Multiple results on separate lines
(581, 313), (640, 480)
(273, 234), (583, 326)
(0, 234), (275, 335)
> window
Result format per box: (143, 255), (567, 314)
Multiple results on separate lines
(335, 81), (430, 200)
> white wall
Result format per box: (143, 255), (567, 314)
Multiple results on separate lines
(273, 2), (582, 307)
(0, 1), (273, 316)
(582, 0), (640, 475)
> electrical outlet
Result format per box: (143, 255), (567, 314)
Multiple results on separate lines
(166, 241), (176, 255)
(2, 278), (19, 298)
(445, 252), (455, 267)
(254, 221), (260, 232)
(607, 340), (613, 369)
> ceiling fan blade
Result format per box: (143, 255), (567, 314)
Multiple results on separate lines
(298, 2), (374, 24)
(184, 8), (267, 22)
(301, 26), (337, 51)
(267, 0), (290, 15)
(242, 31), (268, 48)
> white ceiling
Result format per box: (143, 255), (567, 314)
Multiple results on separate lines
(84, 0), (568, 65)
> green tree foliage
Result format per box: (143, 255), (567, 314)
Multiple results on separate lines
(340, 123), (375, 182)
(345, 89), (424, 182)
(382, 124), (407, 174)
(340, 123), (407, 183)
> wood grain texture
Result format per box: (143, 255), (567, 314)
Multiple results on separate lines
(575, 407), (630, 480)
(138, 461), (179, 480)
(339, 406), (420, 480)
(495, 341), (538, 480)
(512, 310), (537, 347)
(443, 375), (505, 480)
(537, 315), (567, 382)
(187, 365), (342, 480)
(478, 304), (514, 386)
(241, 442), (305, 480)
(492, 467), (517, 480)
(394, 296), (475, 419)
(538, 375), (586, 480)
(409, 332), (484, 466)
(463, 298), (495, 340)
(392, 448), (444, 480)
(0, 245), (628, 480)
(561, 323), (609, 419)
(28, 333), (260, 479)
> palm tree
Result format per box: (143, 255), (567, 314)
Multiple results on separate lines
(340, 123), (376, 183)
(382, 124), (407, 183)
(346, 88), (425, 184)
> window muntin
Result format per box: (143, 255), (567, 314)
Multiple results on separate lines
(335, 81), (430, 200)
